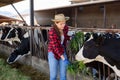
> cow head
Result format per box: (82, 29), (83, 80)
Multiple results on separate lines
(0, 27), (28, 45)
(15, 27), (27, 40)
(75, 33), (104, 63)
(1, 27), (16, 40)
(1, 27), (26, 41)
(75, 32), (120, 77)
(76, 40), (99, 63)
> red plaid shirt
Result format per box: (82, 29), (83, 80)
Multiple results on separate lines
(48, 25), (70, 60)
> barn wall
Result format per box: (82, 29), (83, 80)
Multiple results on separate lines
(106, 3), (120, 28)
(77, 4), (104, 28)
(34, 8), (72, 26)
(34, 2), (120, 28)
(34, 10), (55, 26)
(76, 2), (120, 28)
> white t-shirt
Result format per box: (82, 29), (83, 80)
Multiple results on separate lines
(61, 35), (64, 44)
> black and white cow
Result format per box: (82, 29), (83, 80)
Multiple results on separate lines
(0, 27), (26, 45)
(0, 27), (30, 64)
(75, 32), (120, 77)
(0, 26), (48, 64)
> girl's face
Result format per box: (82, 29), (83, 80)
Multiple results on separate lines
(55, 21), (66, 30)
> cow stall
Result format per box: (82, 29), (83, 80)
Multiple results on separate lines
(1, 25), (120, 80)
(0, 0), (120, 80)
(0, 26), (92, 80)
(33, 1), (120, 79)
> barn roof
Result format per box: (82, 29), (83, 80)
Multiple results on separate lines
(35, 0), (119, 11)
(0, 0), (23, 7)
(0, 15), (23, 23)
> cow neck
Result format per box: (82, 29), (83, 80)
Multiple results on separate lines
(16, 28), (27, 41)
(13, 30), (21, 42)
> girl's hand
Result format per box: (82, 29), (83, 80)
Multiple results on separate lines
(63, 59), (70, 65)
(60, 55), (65, 60)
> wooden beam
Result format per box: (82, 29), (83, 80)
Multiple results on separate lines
(0, 0), (23, 7)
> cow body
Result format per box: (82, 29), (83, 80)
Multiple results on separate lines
(0, 26), (48, 64)
(1, 27), (30, 64)
(75, 33), (120, 77)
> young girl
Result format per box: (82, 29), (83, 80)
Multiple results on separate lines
(48, 13), (70, 80)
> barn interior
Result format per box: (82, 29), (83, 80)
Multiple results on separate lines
(35, 0), (120, 28)
(0, 0), (120, 80)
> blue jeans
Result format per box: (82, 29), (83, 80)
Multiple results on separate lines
(48, 51), (68, 80)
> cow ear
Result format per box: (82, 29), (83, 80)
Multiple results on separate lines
(92, 33), (99, 40)
(84, 32), (91, 41)
(92, 33), (105, 45)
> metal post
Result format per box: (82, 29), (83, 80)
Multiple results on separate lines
(98, 63), (101, 80)
(29, 0), (34, 65)
(30, 0), (34, 26)
(103, 64), (105, 80)
(108, 67), (110, 80)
